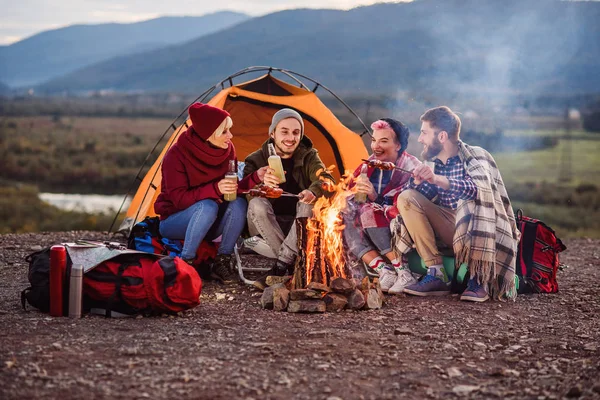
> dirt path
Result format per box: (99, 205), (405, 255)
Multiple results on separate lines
(1, 232), (599, 399)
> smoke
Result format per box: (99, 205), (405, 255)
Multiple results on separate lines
(390, 0), (593, 140)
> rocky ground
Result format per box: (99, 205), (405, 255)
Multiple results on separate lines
(0, 231), (599, 400)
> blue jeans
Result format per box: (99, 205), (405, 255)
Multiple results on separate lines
(159, 198), (247, 260)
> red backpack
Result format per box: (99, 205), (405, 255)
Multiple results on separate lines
(84, 254), (202, 315)
(515, 210), (566, 294)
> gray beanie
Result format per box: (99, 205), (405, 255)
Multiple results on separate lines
(269, 108), (304, 138)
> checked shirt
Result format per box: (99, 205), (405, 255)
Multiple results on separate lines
(403, 155), (477, 209)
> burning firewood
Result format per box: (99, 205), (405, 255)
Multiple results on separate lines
(261, 169), (386, 313)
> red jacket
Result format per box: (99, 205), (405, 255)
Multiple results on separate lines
(154, 128), (260, 219)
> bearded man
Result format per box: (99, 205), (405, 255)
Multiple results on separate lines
(396, 106), (520, 302)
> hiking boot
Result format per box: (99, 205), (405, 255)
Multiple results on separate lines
(242, 236), (277, 258)
(388, 268), (418, 295)
(377, 266), (397, 292)
(460, 278), (489, 302)
(403, 273), (450, 296)
(210, 254), (238, 283)
(252, 260), (292, 291)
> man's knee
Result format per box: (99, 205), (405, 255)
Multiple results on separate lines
(397, 189), (424, 213)
(296, 202), (313, 218)
(247, 197), (272, 220)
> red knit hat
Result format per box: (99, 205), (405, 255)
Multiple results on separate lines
(188, 103), (230, 141)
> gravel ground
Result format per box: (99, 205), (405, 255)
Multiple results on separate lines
(0, 231), (599, 400)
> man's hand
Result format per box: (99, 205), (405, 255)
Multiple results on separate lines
(255, 166), (269, 182)
(298, 189), (316, 204)
(412, 164), (436, 185)
(412, 164), (450, 189)
(262, 167), (280, 187)
(356, 177), (377, 201)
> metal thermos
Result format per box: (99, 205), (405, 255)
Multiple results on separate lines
(68, 264), (83, 318)
(50, 245), (67, 317)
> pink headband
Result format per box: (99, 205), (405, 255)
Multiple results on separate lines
(371, 120), (392, 131)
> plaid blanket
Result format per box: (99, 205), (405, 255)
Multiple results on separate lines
(392, 142), (520, 299)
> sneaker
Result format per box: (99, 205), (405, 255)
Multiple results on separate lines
(388, 268), (418, 295)
(460, 278), (489, 302)
(252, 260), (292, 291)
(378, 266), (397, 292)
(210, 254), (238, 283)
(403, 273), (450, 296)
(243, 236), (277, 259)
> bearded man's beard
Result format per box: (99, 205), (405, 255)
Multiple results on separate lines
(421, 137), (443, 160)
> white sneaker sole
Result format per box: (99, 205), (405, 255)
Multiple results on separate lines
(243, 237), (277, 259)
(388, 285), (414, 295)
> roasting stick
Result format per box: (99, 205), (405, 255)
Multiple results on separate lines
(360, 159), (414, 175)
(241, 188), (301, 198)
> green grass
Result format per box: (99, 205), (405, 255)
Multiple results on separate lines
(494, 138), (600, 186)
(505, 129), (599, 140)
(0, 116), (172, 194)
(512, 201), (600, 239)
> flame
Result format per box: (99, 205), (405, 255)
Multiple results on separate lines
(304, 166), (357, 285)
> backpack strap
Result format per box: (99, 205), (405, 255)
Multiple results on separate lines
(103, 260), (141, 318)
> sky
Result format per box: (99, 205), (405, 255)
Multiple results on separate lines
(0, 0), (412, 45)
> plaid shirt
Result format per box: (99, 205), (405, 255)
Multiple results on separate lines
(404, 155), (477, 209)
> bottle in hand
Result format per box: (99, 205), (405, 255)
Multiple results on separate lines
(267, 143), (286, 184)
(224, 160), (238, 201)
(354, 164), (368, 204)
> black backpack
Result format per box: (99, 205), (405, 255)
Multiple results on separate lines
(21, 248), (71, 313)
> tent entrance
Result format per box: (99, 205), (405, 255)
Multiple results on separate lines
(225, 95), (345, 173)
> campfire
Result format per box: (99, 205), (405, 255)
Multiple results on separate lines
(260, 166), (384, 313)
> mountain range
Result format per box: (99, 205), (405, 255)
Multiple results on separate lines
(0, 11), (249, 87)
(3, 0), (600, 97)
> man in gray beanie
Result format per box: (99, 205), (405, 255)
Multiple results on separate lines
(269, 108), (305, 141)
(243, 108), (334, 290)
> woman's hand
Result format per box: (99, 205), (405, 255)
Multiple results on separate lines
(217, 176), (238, 196)
(355, 178), (377, 201)
(262, 167), (280, 187)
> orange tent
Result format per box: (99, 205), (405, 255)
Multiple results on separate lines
(116, 67), (370, 234)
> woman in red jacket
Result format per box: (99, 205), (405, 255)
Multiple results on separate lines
(154, 103), (267, 282)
